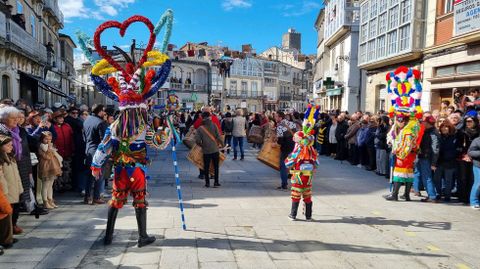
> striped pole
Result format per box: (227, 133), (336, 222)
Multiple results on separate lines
(168, 116), (186, 230)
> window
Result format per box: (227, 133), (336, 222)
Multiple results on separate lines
(251, 81), (258, 97)
(359, 44), (367, 63)
(387, 30), (398, 54)
(377, 35), (386, 58)
(241, 81), (247, 97)
(436, 66), (455, 76)
(379, 0), (388, 10)
(370, 0), (378, 17)
(2, 75), (10, 98)
(265, 78), (276, 87)
(229, 80), (237, 95)
(361, 24), (368, 42)
(368, 40), (376, 61)
(30, 14), (35, 37)
(389, 0), (398, 6)
(388, 5), (399, 30)
(400, 0), (411, 24)
(43, 27), (47, 44)
(444, 0), (454, 13)
(378, 13), (387, 34)
(361, 2), (369, 23)
(369, 18), (377, 38)
(17, 1), (23, 13)
(399, 25), (410, 51)
(457, 62), (480, 73)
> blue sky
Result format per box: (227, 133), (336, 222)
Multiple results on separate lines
(59, 0), (322, 56)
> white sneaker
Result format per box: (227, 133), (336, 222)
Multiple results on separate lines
(471, 205), (480, 209)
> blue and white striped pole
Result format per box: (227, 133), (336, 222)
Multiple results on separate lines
(167, 116), (186, 230)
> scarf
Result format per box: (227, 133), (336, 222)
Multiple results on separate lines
(0, 124), (22, 160)
(10, 126), (22, 161)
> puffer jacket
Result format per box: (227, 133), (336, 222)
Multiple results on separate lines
(0, 160), (24, 204)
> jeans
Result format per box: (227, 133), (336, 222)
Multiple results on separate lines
(224, 135), (233, 153)
(280, 152), (289, 188)
(471, 166), (480, 206)
(232, 136), (244, 158)
(376, 149), (387, 175)
(415, 158), (437, 199)
(85, 155), (101, 200)
(433, 166), (455, 200)
(204, 152), (220, 184)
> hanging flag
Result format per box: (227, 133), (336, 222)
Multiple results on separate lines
(187, 50), (195, 57)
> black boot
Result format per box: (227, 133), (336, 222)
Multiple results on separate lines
(403, 182), (412, 201)
(135, 207), (156, 247)
(305, 202), (313, 221)
(288, 201), (300, 220)
(384, 182), (401, 201)
(104, 207), (119, 245)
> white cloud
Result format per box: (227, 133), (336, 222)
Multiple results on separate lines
(279, 1), (321, 17)
(59, 0), (136, 22)
(222, 0), (252, 11)
(94, 0), (136, 17)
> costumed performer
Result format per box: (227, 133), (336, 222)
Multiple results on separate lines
(285, 104), (320, 221)
(384, 66), (425, 201)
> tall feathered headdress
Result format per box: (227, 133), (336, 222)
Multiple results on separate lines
(386, 66), (423, 119)
(77, 11), (174, 108)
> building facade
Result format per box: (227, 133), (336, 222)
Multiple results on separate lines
(321, 0), (361, 112)
(224, 57), (263, 112)
(282, 28), (301, 52)
(422, 0), (480, 111)
(0, 0), (71, 105)
(358, 0), (425, 113)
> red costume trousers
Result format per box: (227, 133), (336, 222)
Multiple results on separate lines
(291, 173), (312, 203)
(110, 167), (147, 209)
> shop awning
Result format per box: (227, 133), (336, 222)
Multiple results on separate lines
(19, 71), (74, 101)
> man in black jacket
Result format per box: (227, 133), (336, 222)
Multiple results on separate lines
(82, 104), (107, 205)
(415, 116), (440, 202)
(335, 114), (349, 161)
(65, 107), (85, 194)
(275, 111), (296, 190)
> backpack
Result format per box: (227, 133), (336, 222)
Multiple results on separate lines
(223, 119), (234, 133)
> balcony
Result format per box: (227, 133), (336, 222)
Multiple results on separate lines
(170, 82), (207, 92)
(226, 92), (263, 99)
(279, 94), (291, 101)
(0, 11), (6, 39)
(5, 15), (47, 63)
(293, 78), (302, 86)
(44, 0), (64, 26)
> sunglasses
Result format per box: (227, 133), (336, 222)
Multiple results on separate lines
(396, 117), (407, 122)
(466, 120), (474, 123)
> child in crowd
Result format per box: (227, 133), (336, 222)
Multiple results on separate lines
(0, 135), (21, 251)
(37, 131), (62, 209)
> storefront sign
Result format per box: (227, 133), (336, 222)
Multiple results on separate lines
(454, 0), (480, 36)
(326, 88), (343, 96)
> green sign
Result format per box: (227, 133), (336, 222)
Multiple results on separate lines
(326, 88), (342, 96)
(323, 77), (335, 90)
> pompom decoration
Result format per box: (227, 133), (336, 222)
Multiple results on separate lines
(90, 75), (119, 102)
(154, 9), (174, 53)
(386, 66), (423, 119)
(143, 60), (172, 100)
(75, 30), (95, 64)
(93, 15), (156, 82)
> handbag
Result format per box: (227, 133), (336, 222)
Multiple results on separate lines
(30, 152), (38, 166)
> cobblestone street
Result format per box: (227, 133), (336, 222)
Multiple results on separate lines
(1, 145), (479, 269)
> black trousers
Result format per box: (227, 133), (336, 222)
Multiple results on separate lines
(358, 145), (369, 166)
(204, 152), (220, 184)
(348, 144), (359, 165)
(336, 140), (348, 160)
(367, 145), (376, 171)
(11, 203), (20, 227)
(457, 160), (474, 203)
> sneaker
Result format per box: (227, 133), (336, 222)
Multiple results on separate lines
(288, 214), (296, 221)
(232, 157), (237, 161)
(471, 204), (480, 209)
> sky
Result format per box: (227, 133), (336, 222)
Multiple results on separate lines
(59, 0), (323, 57)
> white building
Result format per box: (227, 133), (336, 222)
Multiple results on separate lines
(322, 0), (361, 112)
(358, 0), (425, 113)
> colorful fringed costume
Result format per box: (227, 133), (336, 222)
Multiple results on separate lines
(78, 11), (175, 247)
(285, 105), (320, 221)
(385, 66), (425, 201)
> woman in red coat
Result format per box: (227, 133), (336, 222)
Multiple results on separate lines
(52, 111), (74, 191)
